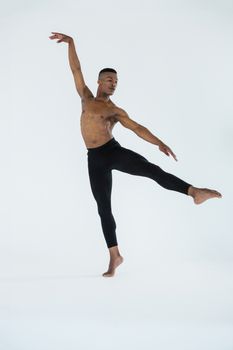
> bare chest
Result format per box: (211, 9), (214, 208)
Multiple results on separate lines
(80, 100), (119, 147)
(80, 101), (118, 128)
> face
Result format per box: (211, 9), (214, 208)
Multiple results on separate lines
(98, 72), (118, 95)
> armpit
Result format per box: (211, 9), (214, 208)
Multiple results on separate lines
(82, 86), (94, 100)
(108, 113), (119, 123)
(114, 109), (141, 131)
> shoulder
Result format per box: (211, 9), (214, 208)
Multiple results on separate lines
(114, 106), (129, 119)
(106, 100), (126, 115)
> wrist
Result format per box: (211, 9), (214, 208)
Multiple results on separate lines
(157, 140), (164, 147)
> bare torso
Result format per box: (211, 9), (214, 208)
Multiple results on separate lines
(80, 97), (120, 148)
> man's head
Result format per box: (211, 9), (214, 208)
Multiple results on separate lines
(97, 68), (118, 96)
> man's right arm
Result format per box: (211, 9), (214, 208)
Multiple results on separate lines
(49, 32), (93, 100)
(68, 39), (93, 99)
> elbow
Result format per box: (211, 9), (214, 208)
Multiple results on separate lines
(71, 67), (81, 74)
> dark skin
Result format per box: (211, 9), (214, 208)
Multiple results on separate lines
(49, 32), (222, 277)
(49, 31), (177, 159)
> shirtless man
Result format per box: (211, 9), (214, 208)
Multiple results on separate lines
(49, 32), (222, 277)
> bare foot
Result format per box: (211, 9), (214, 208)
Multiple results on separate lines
(188, 186), (222, 205)
(102, 256), (124, 277)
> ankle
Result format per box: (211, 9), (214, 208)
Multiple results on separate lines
(109, 245), (121, 258)
(188, 185), (196, 197)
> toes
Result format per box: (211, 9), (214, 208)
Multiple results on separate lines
(214, 191), (222, 197)
(102, 272), (114, 277)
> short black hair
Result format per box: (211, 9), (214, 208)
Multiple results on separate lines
(98, 68), (117, 79)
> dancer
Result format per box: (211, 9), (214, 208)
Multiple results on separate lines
(49, 32), (222, 277)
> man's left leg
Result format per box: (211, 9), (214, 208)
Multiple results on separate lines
(111, 145), (191, 194)
(110, 145), (222, 204)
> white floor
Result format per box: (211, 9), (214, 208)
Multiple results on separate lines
(1, 260), (232, 350)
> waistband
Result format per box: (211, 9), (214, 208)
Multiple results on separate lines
(87, 137), (119, 152)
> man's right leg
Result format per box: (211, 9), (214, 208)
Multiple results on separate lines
(87, 159), (124, 277)
(87, 162), (117, 249)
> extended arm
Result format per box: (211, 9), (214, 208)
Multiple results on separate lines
(49, 32), (93, 99)
(115, 108), (177, 161)
(68, 39), (94, 98)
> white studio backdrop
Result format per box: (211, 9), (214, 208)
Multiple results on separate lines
(0, 0), (233, 349)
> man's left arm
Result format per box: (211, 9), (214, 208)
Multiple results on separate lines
(115, 109), (178, 161)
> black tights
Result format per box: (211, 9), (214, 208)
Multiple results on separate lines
(87, 137), (191, 248)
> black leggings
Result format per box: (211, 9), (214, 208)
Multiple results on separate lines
(87, 137), (191, 248)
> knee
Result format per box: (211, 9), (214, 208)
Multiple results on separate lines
(97, 204), (112, 216)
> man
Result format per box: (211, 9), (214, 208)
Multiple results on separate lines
(49, 32), (222, 277)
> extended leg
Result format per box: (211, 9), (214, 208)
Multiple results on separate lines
(111, 145), (222, 203)
(111, 146), (191, 194)
(187, 185), (222, 204)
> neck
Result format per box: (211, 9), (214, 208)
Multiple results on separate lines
(96, 90), (110, 102)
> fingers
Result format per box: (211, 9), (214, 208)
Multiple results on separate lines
(166, 146), (176, 160)
(161, 146), (169, 157)
(49, 35), (62, 43)
(49, 34), (59, 40)
(159, 145), (178, 161)
(49, 32), (63, 40)
(171, 151), (178, 161)
(167, 147), (178, 161)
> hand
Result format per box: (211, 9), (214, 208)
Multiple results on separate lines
(49, 32), (73, 44)
(158, 142), (178, 161)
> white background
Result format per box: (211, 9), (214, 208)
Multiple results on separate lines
(0, 0), (233, 349)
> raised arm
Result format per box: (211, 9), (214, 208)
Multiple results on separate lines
(115, 108), (178, 161)
(49, 32), (93, 100)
